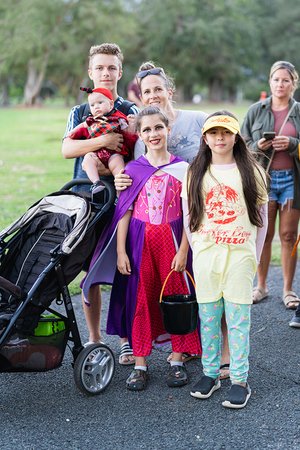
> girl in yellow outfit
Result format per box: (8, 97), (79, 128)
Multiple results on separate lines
(181, 111), (268, 409)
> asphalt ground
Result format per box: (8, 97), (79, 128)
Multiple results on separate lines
(0, 264), (299, 450)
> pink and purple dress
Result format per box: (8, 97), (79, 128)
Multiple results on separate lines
(82, 155), (201, 356)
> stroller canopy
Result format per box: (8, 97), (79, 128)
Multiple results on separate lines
(0, 192), (91, 255)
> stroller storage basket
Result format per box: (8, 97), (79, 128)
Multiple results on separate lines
(159, 270), (198, 335)
(0, 314), (68, 372)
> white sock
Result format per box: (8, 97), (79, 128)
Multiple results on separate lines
(134, 365), (147, 371)
(170, 361), (183, 367)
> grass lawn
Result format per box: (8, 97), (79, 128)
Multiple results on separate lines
(0, 106), (82, 294)
(0, 103), (281, 296)
(0, 106), (73, 227)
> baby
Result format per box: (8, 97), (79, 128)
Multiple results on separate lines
(69, 87), (137, 197)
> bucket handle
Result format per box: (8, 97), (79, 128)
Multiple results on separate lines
(159, 269), (196, 303)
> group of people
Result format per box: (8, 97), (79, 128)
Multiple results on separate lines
(61, 43), (300, 409)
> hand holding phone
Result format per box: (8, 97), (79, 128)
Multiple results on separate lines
(263, 132), (276, 140)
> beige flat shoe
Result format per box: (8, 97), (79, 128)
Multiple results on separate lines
(283, 291), (300, 310)
(252, 287), (269, 304)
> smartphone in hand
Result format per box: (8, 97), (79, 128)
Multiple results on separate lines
(263, 132), (276, 140)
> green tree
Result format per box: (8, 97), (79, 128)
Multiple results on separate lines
(261, 0), (300, 69)
(237, 0), (300, 100)
(0, 0), (139, 105)
(2, 0), (300, 105)
(133, 0), (262, 101)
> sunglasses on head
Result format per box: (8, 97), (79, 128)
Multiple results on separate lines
(280, 61), (295, 70)
(136, 67), (165, 80)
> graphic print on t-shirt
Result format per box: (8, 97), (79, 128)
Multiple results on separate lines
(205, 183), (245, 224)
(168, 134), (195, 162)
(197, 183), (251, 246)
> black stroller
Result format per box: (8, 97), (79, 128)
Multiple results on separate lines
(0, 179), (115, 395)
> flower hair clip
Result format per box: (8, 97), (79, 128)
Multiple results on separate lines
(80, 86), (93, 94)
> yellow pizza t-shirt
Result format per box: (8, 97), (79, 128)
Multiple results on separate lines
(181, 164), (268, 304)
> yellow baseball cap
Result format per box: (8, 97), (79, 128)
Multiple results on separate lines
(202, 115), (240, 135)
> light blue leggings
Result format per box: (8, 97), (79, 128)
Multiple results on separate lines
(198, 299), (251, 383)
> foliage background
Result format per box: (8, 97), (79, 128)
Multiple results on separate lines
(1, 0), (300, 105)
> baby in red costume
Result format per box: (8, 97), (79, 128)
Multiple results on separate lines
(69, 87), (137, 194)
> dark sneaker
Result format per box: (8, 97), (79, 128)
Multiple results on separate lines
(166, 364), (188, 387)
(91, 180), (105, 203)
(222, 383), (251, 409)
(289, 312), (300, 328)
(91, 180), (105, 193)
(126, 369), (148, 391)
(190, 375), (221, 399)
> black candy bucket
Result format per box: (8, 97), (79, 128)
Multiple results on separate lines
(159, 270), (198, 335)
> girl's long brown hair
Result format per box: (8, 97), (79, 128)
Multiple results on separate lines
(187, 111), (267, 232)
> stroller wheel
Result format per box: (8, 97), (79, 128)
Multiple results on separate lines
(73, 343), (115, 395)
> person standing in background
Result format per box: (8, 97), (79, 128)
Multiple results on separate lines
(127, 77), (143, 108)
(242, 61), (300, 309)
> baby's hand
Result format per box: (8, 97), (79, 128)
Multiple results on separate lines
(127, 115), (136, 133)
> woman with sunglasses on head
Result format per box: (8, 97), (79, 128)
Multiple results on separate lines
(132, 62), (208, 164)
(242, 61), (300, 309)
(115, 62), (230, 377)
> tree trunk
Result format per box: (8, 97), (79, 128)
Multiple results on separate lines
(23, 53), (49, 106)
(183, 85), (193, 102)
(208, 78), (224, 102)
(0, 77), (10, 106)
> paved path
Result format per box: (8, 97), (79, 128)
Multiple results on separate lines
(0, 265), (299, 449)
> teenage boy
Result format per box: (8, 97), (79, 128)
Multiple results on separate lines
(62, 43), (138, 185)
(62, 43), (138, 365)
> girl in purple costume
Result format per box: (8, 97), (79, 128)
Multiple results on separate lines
(82, 106), (201, 391)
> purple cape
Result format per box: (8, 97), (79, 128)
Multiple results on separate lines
(81, 155), (193, 343)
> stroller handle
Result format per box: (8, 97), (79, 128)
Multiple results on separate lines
(60, 178), (92, 190)
(0, 276), (22, 299)
(60, 178), (115, 209)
